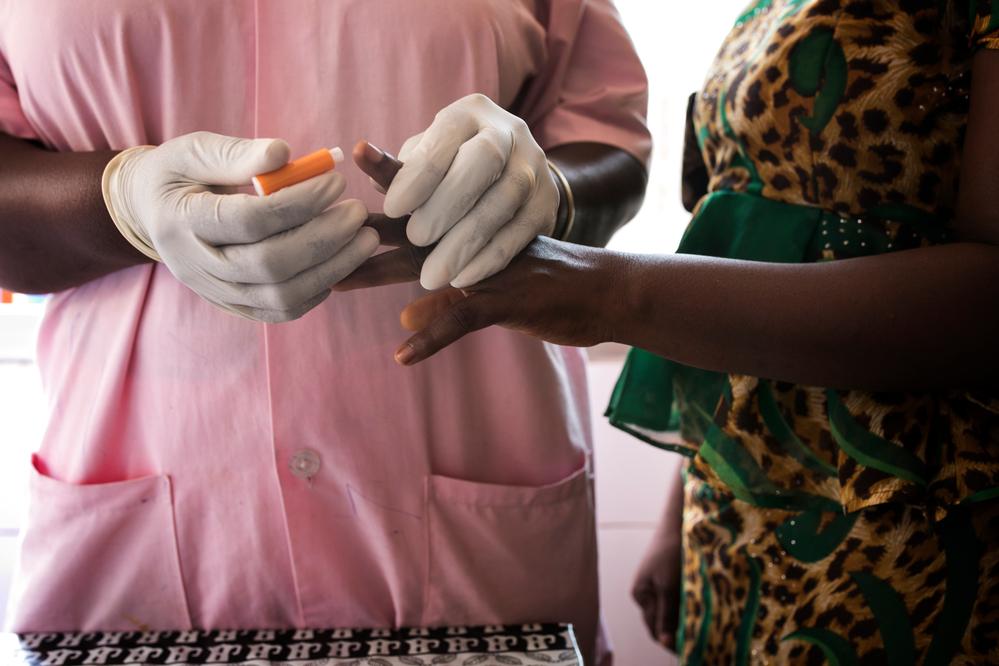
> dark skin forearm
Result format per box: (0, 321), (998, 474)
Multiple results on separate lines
(613, 50), (999, 390)
(0, 134), (145, 293)
(547, 142), (647, 248)
(612, 242), (999, 390)
(395, 224), (999, 390)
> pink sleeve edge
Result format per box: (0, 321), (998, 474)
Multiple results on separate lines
(533, 107), (653, 168)
(0, 93), (36, 139)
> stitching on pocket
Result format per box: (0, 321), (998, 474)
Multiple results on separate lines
(428, 465), (589, 508)
(17, 459), (194, 631)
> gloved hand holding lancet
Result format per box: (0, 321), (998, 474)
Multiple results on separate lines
(101, 131), (379, 322)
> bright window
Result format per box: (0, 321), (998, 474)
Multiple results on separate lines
(609, 1), (749, 254)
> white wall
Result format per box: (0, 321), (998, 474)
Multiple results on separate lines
(610, 0), (749, 256)
(0, 359), (44, 628)
(589, 352), (680, 665)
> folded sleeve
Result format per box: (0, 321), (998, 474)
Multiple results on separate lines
(0, 48), (36, 139)
(519, 0), (651, 168)
(970, 0), (999, 50)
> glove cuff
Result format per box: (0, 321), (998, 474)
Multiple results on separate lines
(101, 146), (162, 262)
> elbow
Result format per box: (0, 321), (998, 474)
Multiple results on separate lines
(620, 158), (650, 225)
(0, 252), (75, 295)
(0, 269), (53, 295)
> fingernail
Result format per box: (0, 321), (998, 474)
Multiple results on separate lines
(363, 142), (386, 164)
(395, 343), (416, 366)
(450, 275), (473, 290)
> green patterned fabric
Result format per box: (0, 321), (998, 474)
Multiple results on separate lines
(605, 189), (944, 464)
(606, 0), (999, 663)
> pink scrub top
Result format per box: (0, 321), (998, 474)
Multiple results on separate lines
(0, 2), (650, 663)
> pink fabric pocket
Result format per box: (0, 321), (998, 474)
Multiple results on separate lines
(422, 464), (598, 662)
(7, 455), (192, 633)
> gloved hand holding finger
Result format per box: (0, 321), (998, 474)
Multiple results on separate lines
(338, 141), (430, 291)
(450, 187), (555, 288)
(397, 131), (425, 163)
(103, 131), (378, 321)
(402, 126), (513, 246)
(383, 93), (559, 291)
(383, 107), (480, 218)
(416, 174), (525, 289)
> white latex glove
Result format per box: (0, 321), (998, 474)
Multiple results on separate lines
(102, 131), (379, 322)
(383, 94), (559, 290)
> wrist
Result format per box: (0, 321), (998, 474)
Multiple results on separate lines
(583, 248), (636, 345)
(102, 145), (161, 261)
(598, 251), (644, 346)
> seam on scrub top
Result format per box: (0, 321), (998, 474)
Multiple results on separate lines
(252, 0), (306, 629)
(420, 476), (433, 625)
(263, 327), (308, 628)
(253, 0), (261, 138)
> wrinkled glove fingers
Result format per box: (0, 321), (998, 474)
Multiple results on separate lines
(224, 290), (332, 324)
(418, 169), (531, 290)
(383, 109), (479, 218)
(205, 199), (368, 284)
(169, 132), (290, 185)
(221, 227), (379, 312)
(406, 127), (513, 247)
(451, 198), (550, 288)
(188, 171), (346, 245)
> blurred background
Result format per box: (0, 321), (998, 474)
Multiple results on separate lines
(0, 1), (748, 662)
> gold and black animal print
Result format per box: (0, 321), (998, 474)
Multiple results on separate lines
(607, 0), (999, 663)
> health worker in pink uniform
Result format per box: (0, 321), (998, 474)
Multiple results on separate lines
(0, 2), (650, 663)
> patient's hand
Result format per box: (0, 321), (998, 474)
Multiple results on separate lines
(347, 139), (618, 364)
(378, 94), (559, 291)
(350, 233), (623, 364)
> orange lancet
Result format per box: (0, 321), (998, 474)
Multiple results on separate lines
(252, 147), (344, 196)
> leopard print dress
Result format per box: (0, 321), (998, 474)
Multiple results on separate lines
(607, 1), (999, 664)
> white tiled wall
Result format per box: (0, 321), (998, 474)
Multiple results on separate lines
(588, 350), (680, 666)
(0, 358), (45, 629)
(609, 0), (752, 257)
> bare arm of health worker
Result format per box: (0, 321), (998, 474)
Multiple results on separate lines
(0, 132), (378, 322)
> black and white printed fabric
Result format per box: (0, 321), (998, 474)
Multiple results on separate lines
(2, 624), (581, 665)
